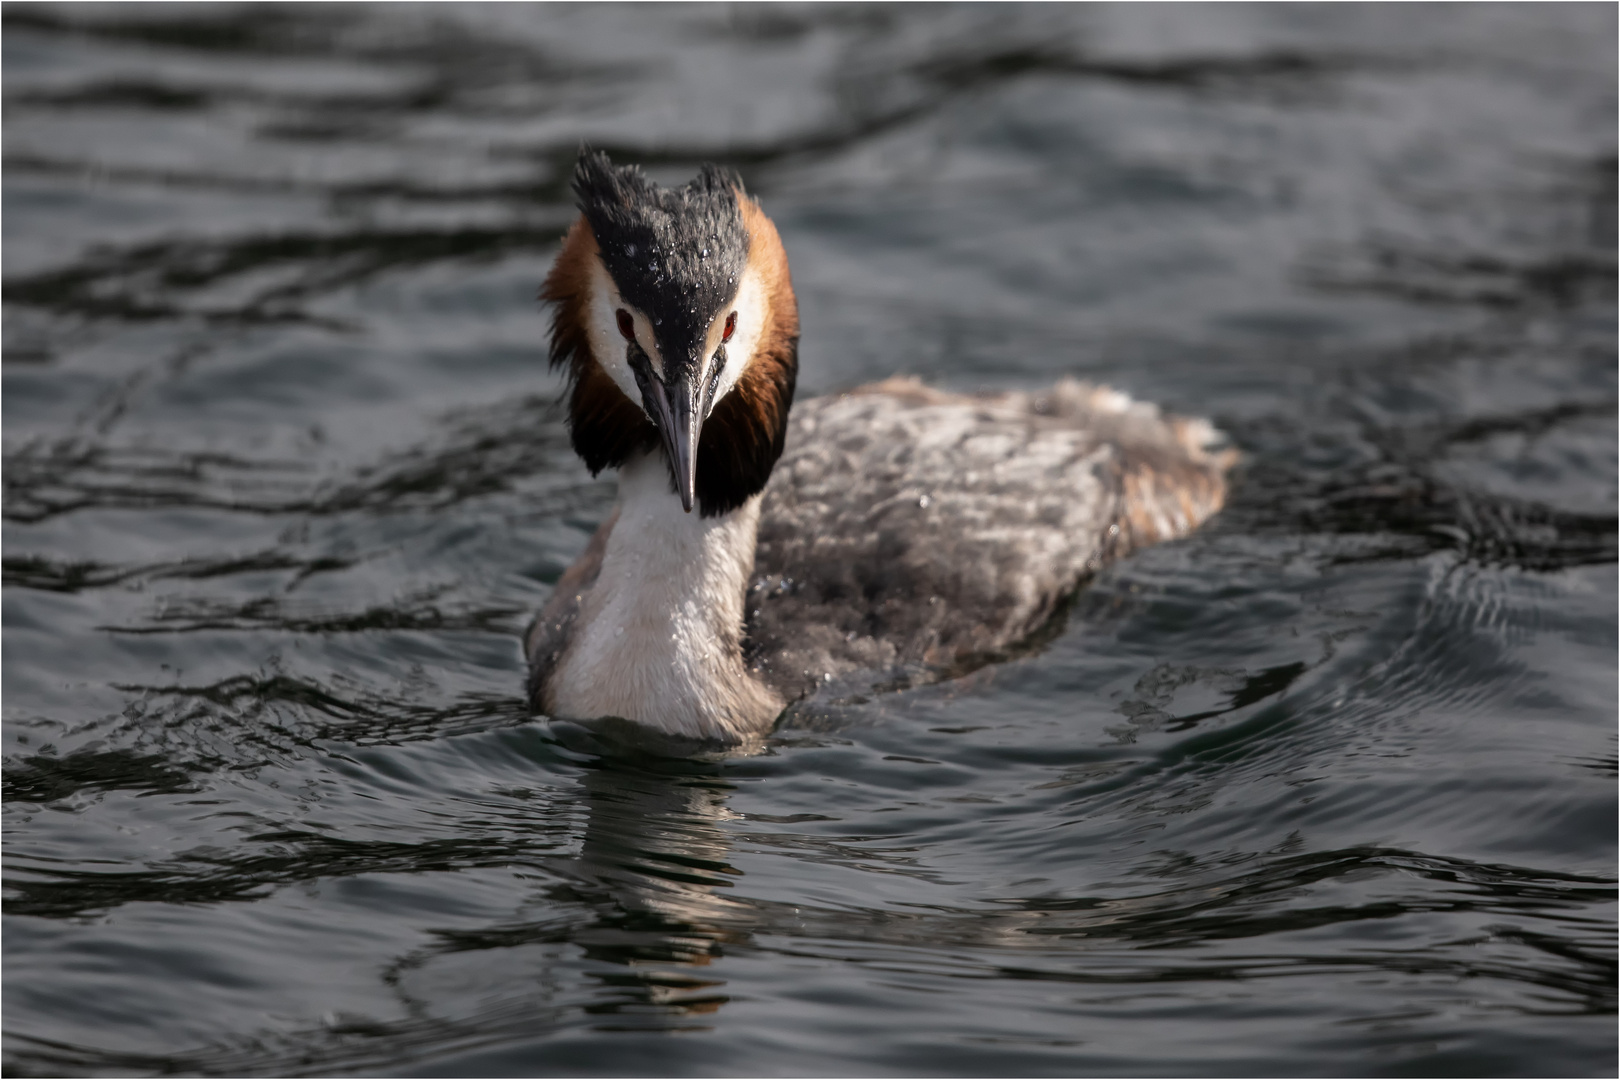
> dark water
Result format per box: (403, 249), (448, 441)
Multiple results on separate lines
(4, 4), (1616, 1076)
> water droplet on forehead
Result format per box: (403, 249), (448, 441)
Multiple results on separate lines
(701, 247), (711, 258)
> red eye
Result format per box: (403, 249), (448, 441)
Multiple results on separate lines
(722, 311), (737, 343)
(615, 308), (635, 342)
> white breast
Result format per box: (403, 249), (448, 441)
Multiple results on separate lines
(545, 452), (784, 742)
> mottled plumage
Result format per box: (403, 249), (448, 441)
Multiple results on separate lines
(526, 151), (1234, 745)
(528, 376), (1232, 714)
(746, 377), (1232, 702)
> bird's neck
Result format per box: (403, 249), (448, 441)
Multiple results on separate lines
(547, 451), (783, 743)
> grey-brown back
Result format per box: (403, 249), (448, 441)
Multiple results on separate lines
(745, 377), (1234, 702)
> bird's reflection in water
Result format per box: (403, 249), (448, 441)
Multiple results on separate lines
(560, 746), (747, 1028)
(378, 721), (760, 1041)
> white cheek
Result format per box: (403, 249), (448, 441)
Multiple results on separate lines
(584, 258), (659, 407)
(712, 266), (769, 405)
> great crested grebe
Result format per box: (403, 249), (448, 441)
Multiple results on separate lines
(526, 151), (1234, 746)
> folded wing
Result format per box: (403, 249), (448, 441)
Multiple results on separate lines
(746, 377), (1235, 701)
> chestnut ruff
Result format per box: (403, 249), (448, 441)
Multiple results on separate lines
(541, 155), (798, 517)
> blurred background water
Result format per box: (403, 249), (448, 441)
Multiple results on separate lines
(3, 3), (1615, 1076)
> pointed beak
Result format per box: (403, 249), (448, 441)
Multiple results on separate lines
(663, 372), (702, 513)
(639, 365), (703, 513)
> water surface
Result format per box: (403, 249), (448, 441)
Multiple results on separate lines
(4, 4), (1616, 1076)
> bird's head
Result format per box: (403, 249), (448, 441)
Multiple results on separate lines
(542, 150), (799, 516)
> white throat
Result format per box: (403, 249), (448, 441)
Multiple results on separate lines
(546, 451), (784, 742)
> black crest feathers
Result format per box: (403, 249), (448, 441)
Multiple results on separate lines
(573, 150), (749, 362)
(541, 149), (798, 517)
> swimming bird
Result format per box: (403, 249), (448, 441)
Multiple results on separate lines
(526, 151), (1234, 746)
